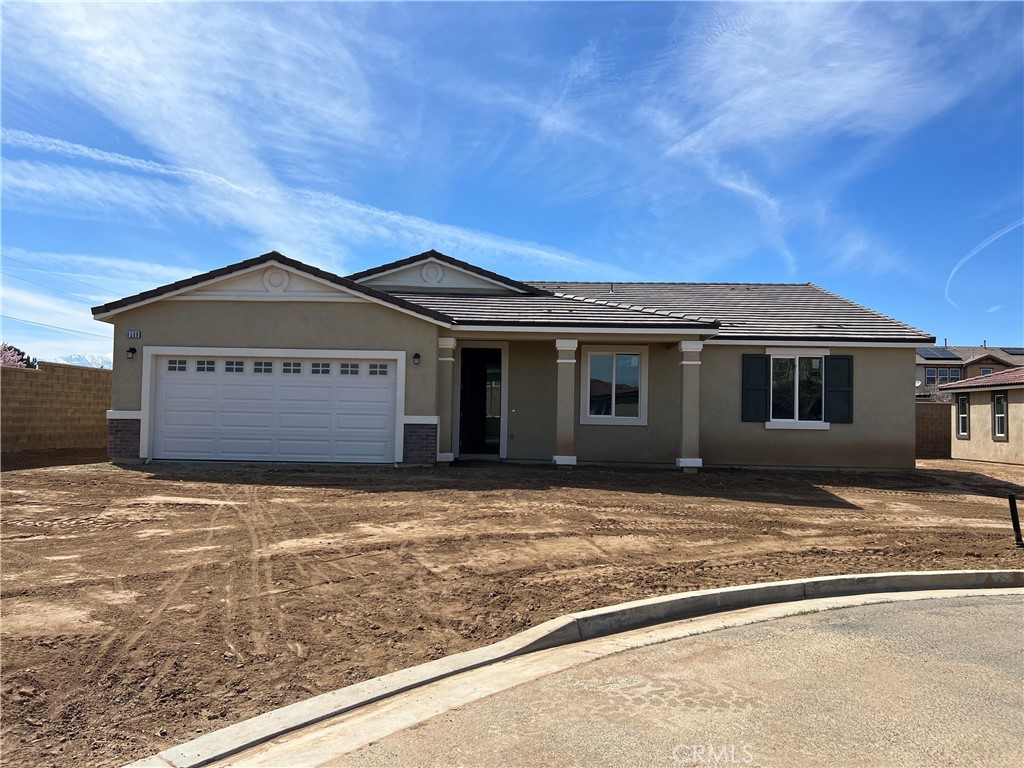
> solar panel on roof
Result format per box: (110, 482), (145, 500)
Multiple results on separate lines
(917, 347), (961, 360)
(1000, 347), (1024, 356)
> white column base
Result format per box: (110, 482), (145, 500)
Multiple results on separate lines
(436, 452), (455, 462)
(675, 457), (703, 468)
(553, 455), (577, 466)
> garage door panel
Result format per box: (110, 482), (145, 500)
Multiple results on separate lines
(220, 437), (274, 455)
(162, 409), (218, 427)
(220, 384), (275, 401)
(153, 354), (397, 462)
(160, 436), (217, 454)
(278, 412), (330, 429)
(164, 382), (218, 399)
(221, 411), (275, 428)
(277, 439), (333, 456)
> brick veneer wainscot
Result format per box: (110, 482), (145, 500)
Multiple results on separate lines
(108, 419), (142, 459)
(403, 423), (437, 463)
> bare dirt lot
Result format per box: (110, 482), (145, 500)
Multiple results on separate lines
(2, 459), (1023, 767)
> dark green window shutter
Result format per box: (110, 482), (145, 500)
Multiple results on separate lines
(825, 355), (853, 423)
(741, 354), (769, 422)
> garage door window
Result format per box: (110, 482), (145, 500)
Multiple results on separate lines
(369, 363), (388, 376)
(167, 359), (187, 372)
(225, 360), (244, 373)
(254, 361), (273, 374)
(339, 363), (359, 375)
(312, 363), (331, 375)
(197, 360), (216, 373)
(283, 362), (302, 374)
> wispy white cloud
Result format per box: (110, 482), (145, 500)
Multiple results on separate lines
(640, 3), (1021, 272)
(987, 305), (1003, 314)
(945, 219), (1024, 309)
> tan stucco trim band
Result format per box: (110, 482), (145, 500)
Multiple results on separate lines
(553, 455), (577, 465)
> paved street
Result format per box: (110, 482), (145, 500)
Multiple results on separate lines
(334, 595), (1023, 768)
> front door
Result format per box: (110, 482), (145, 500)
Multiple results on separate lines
(459, 347), (502, 455)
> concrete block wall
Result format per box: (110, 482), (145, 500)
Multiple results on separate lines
(1, 362), (112, 454)
(915, 401), (951, 459)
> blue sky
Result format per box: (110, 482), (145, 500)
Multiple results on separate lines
(2, 1), (1021, 362)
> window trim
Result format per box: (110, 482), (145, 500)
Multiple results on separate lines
(764, 347), (829, 430)
(992, 391), (1008, 442)
(925, 367), (937, 385)
(956, 395), (970, 439)
(580, 345), (649, 426)
(980, 368), (994, 376)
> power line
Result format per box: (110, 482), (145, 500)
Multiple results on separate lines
(1, 315), (111, 339)
(2, 272), (100, 302)
(1, 254), (119, 297)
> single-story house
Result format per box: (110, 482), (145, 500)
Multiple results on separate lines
(939, 367), (1024, 466)
(92, 250), (934, 469)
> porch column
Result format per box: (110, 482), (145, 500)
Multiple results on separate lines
(437, 337), (456, 461)
(677, 340), (703, 472)
(554, 339), (578, 466)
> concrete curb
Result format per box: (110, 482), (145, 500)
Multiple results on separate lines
(125, 569), (1024, 768)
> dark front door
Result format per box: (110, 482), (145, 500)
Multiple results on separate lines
(459, 347), (501, 455)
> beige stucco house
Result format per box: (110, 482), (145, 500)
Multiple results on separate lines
(940, 368), (1024, 466)
(93, 250), (934, 469)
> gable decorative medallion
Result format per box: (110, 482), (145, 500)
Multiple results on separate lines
(263, 268), (290, 293)
(420, 262), (444, 284)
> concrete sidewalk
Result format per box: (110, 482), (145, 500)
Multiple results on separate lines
(212, 592), (1023, 768)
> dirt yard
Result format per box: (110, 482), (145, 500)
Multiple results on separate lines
(2, 459), (1022, 767)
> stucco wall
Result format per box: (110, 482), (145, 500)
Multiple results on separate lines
(700, 345), (917, 468)
(1, 362), (111, 454)
(950, 389), (1023, 465)
(504, 341), (681, 464)
(108, 300), (439, 416)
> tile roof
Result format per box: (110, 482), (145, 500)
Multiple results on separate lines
(915, 346), (1024, 367)
(938, 367), (1024, 390)
(387, 293), (719, 329)
(529, 282), (933, 343)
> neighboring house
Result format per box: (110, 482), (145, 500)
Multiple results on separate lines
(915, 345), (1024, 401)
(939, 367), (1024, 466)
(92, 250), (934, 469)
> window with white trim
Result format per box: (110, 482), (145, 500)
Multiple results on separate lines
(993, 392), (1008, 440)
(368, 363), (388, 376)
(771, 354), (824, 422)
(311, 362), (331, 375)
(949, 369), (962, 382)
(225, 360), (244, 373)
(580, 346), (647, 425)
(167, 359), (187, 372)
(339, 363), (359, 375)
(981, 368), (994, 376)
(937, 368), (949, 385)
(196, 360), (215, 373)
(254, 361), (273, 374)
(282, 361), (302, 374)
(956, 395), (969, 437)
(925, 368), (936, 385)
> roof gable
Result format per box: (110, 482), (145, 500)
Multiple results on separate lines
(348, 250), (550, 296)
(91, 251), (452, 325)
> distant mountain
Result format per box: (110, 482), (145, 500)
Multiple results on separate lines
(50, 354), (113, 369)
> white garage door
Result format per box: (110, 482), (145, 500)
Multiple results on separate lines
(152, 355), (397, 462)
